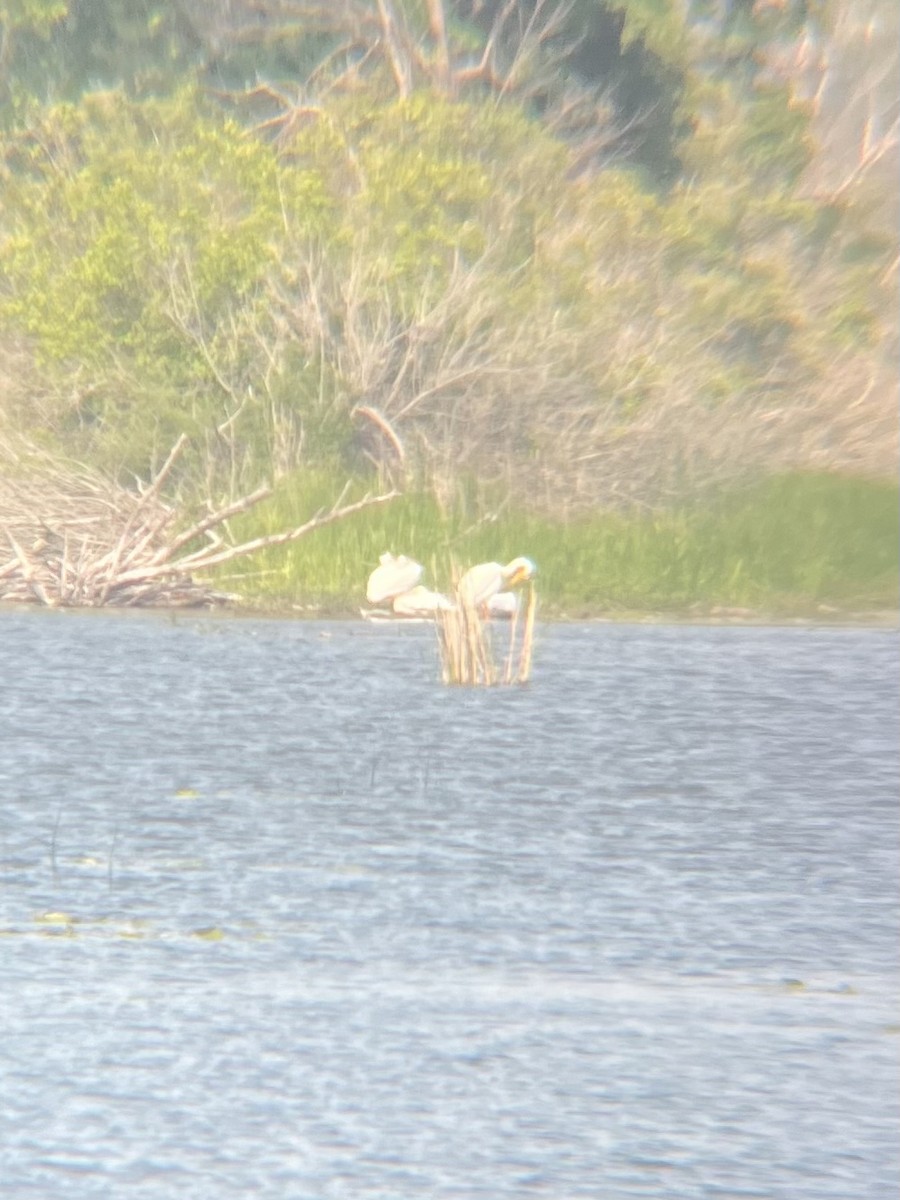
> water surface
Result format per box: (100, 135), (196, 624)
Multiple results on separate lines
(1, 612), (897, 1198)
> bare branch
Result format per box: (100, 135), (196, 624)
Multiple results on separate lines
(163, 484), (274, 562)
(0, 434), (400, 607)
(352, 405), (405, 462)
(375, 0), (412, 98)
(115, 488), (399, 581)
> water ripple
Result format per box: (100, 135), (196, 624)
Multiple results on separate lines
(1, 612), (897, 1198)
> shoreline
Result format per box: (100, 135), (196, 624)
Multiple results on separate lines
(2, 597), (897, 629)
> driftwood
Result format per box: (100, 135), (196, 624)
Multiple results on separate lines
(0, 436), (398, 608)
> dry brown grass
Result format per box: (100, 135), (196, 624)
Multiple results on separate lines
(435, 581), (537, 686)
(0, 434), (397, 607)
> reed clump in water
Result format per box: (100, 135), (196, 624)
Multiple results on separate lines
(436, 580), (537, 686)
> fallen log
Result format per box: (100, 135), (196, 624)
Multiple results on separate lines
(0, 436), (398, 608)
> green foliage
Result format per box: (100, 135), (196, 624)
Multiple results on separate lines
(0, 88), (339, 474)
(0, 1), (202, 113)
(615, 0), (688, 59)
(0, 0), (68, 115)
(220, 470), (898, 615)
(0, 0), (67, 35)
(687, 473), (900, 607)
(0, 15), (893, 535)
(449, 475), (899, 612)
(340, 97), (495, 278)
(289, 92), (567, 293)
(4, 92), (270, 358)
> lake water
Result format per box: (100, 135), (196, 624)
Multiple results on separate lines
(0, 611), (897, 1199)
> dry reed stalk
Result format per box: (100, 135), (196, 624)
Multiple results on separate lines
(503, 599), (521, 685)
(436, 583), (537, 687)
(518, 581), (537, 683)
(435, 596), (494, 685)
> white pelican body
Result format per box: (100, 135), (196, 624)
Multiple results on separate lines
(391, 585), (454, 617)
(366, 553), (423, 605)
(486, 591), (519, 617)
(458, 557), (536, 610)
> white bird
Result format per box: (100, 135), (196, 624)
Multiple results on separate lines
(458, 557), (536, 610)
(366, 553), (423, 605)
(486, 591), (519, 618)
(391, 585), (454, 617)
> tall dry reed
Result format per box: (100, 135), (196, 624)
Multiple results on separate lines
(436, 581), (537, 686)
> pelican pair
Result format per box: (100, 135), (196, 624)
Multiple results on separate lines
(364, 553), (536, 619)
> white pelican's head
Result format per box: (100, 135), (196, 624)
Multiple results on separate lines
(502, 557), (536, 588)
(458, 557), (537, 607)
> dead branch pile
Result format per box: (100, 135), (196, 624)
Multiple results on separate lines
(0, 435), (397, 608)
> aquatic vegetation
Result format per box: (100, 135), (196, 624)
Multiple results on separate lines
(34, 911), (74, 926)
(436, 580), (537, 686)
(12, 913), (227, 943)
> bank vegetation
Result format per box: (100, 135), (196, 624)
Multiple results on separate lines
(0, 1), (896, 611)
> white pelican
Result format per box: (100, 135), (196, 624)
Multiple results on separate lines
(366, 552), (423, 605)
(458, 557), (536, 610)
(486, 591), (519, 618)
(391, 585), (454, 617)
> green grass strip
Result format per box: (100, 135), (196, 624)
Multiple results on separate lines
(217, 472), (899, 617)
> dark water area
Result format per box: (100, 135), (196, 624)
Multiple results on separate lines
(1, 611), (897, 1199)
